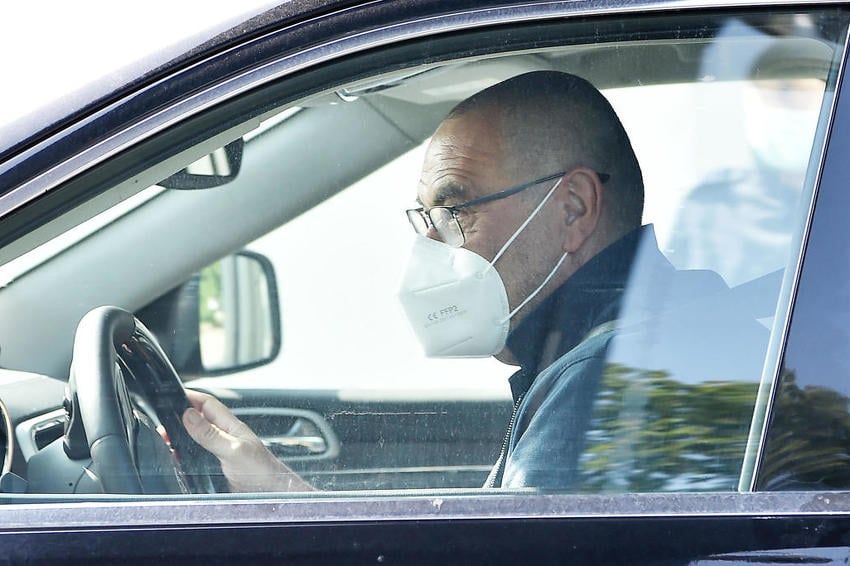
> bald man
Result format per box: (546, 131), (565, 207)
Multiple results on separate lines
(183, 71), (721, 490)
(403, 71), (648, 487)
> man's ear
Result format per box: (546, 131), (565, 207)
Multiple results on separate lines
(560, 167), (603, 253)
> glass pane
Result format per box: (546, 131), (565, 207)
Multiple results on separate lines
(2, 8), (845, 501)
(756, 37), (850, 492)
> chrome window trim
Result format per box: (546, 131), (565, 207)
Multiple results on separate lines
(0, 491), (849, 529)
(1, 0), (846, 221)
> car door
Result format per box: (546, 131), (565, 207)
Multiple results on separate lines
(3, 1), (850, 563)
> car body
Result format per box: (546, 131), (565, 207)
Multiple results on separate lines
(2, 0), (850, 562)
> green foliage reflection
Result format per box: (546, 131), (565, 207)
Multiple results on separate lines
(199, 261), (223, 327)
(576, 364), (758, 492)
(759, 370), (850, 490)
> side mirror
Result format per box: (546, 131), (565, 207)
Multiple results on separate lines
(158, 139), (244, 190)
(137, 250), (281, 380)
(198, 251), (280, 372)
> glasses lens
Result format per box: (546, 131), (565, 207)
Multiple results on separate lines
(430, 207), (464, 247)
(406, 209), (428, 235)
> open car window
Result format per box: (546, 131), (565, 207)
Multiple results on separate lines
(0, 6), (846, 505)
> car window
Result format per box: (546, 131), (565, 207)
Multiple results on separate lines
(211, 138), (514, 393)
(0, 7), (846, 504)
(192, 28), (835, 494)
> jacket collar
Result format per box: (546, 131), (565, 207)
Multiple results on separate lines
(506, 225), (654, 401)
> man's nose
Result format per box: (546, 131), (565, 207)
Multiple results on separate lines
(425, 225), (443, 242)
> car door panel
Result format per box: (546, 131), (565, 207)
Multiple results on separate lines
(200, 387), (513, 490)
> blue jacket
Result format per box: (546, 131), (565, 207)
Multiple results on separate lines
(492, 226), (768, 490)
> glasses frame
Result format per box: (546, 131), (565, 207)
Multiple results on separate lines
(407, 170), (610, 246)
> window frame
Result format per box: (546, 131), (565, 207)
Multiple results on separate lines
(755, 2), (850, 491)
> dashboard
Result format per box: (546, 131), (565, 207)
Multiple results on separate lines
(0, 370), (71, 489)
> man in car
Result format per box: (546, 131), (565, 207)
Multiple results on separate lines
(183, 70), (720, 490)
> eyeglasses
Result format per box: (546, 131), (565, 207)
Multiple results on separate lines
(406, 170), (609, 247)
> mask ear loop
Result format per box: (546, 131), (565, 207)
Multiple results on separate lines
(501, 250), (569, 323)
(478, 176), (570, 323)
(488, 177), (564, 267)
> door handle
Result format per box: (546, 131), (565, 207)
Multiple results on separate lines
(232, 407), (340, 461)
(262, 434), (327, 454)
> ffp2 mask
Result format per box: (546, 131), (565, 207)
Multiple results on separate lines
(398, 177), (569, 357)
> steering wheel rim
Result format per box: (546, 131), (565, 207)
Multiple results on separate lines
(0, 397), (14, 477)
(71, 305), (215, 494)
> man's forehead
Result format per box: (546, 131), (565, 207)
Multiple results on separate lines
(417, 147), (480, 207)
(417, 116), (504, 206)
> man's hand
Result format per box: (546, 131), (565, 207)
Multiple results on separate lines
(182, 390), (314, 493)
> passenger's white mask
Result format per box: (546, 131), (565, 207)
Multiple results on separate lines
(747, 105), (819, 174)
(744, 83), (822, 175)
(398, 178), (569, 358)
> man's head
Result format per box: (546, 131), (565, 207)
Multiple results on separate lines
(416, 71), (643, 339)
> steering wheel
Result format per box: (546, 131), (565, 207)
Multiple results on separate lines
(69, 305), (217, 494)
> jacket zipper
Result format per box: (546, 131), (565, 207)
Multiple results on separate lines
(484, 391), (525, 488)
(482, 321), (617, 488)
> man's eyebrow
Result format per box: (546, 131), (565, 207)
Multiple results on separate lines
(426, 182), (467, 207)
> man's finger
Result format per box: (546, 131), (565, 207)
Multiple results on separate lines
(189, 393), (252, 437)
(182, 407), (236, 459)
(185, 389), (214, 411)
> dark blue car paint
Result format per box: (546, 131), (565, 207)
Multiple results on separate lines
(2, 0), (850, 562)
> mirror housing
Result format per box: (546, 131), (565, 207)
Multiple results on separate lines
(137, 250), (281, 380)
(158, 139), (244, 190)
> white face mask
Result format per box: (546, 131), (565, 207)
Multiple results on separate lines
(398, 178), (569, 358)
(745, 93), (821, 174)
